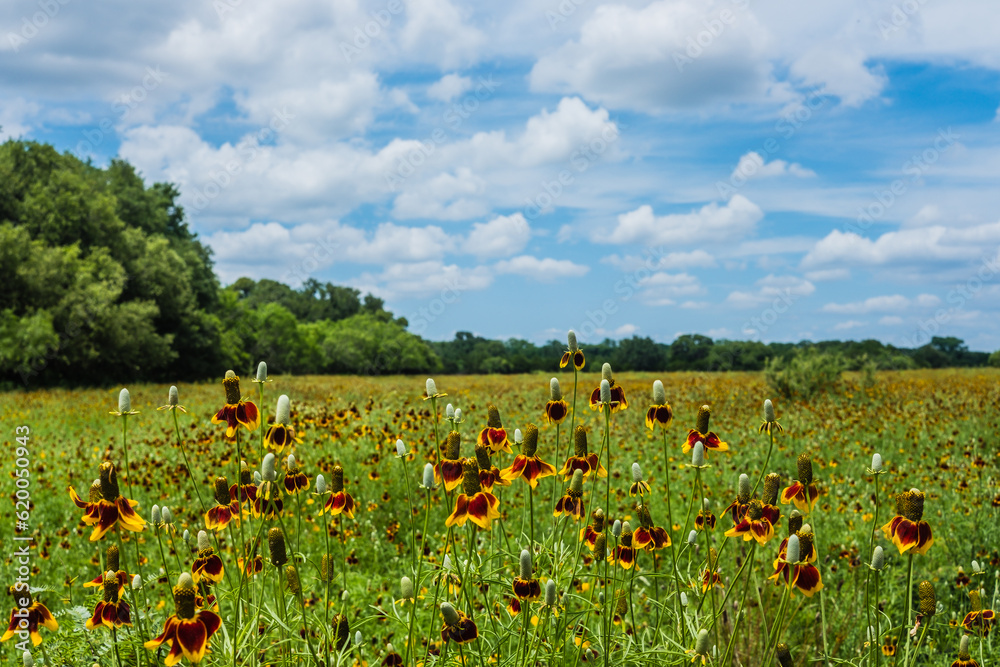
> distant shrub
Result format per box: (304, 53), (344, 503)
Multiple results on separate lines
(765, 348), (847, 400)
(989, 350), (1000, 367)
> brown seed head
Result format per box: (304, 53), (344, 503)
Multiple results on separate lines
(474, 444), (492, 470)
(901, 490), (925, 522)
(636, 504), (653, 529)
(88, 479), (103, 502)
(444, 431), (461, 460)
(102, 572), (118, 602)
(795, 530), (814, 561)
(796, 453), (813, 486)
(614, 590), (627, 617)
(747, 499), (764, 521)
(573, 426), (588, 456)
(462, 459), (482, 496)
(173, 578), (197, 620)
(591, 509), (605, 533)
(696, 405), (711, 434)
(776, 643), (793, 667)
(268, 527), (288, 567)
(594, 533), (607, 560)
(286, 565), (301, 595)
(332, 614), (350, 651)
(99, 461), (120, 500)
(214, 477), (231, 506)
(918, 581), (935, 616)
(969, 589), (982, 612)
(106, 545), (120, 572)
(240, 461), (253, 485)
(487, 403), (502, 428)
(763, 473), (781, 506)
(223, 373), (241, 404)
(320, 554), (333, 582)
(331, 465), (345, 493)
(521, 424), (539, 456)
(788, 510), (803, 536)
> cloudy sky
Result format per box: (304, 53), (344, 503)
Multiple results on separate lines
(3, 0), (1000, 350)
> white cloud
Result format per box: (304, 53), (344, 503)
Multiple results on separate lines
(494, 255), (589, 281)
(730, 151), (815, 182)
(821, 295), (911, 314)
(879, 316), (904, 326)
(834, 319), (867, 331)
(602, 195), (763, 245)
(725, 274), (815, 309)
(463, 213), (531, 259)
(398, 0), (487, 68)
(804, 268), (850, 281)
(0, 98), (40, 139)
(635, 272), (703, 306)
(601, 249), (716, 272)
(916, 293), (941, 307)
(354, 261), (493, 301)
(428, 73), (472, 102)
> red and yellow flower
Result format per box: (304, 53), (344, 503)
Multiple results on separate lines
(580, 509), (606, 550)
(645, 381), (672, 430)
(264, 422), (300, 454)
(962, 590), (995, 636)
(435, 431), (465, 491)
(205, 476), (240, 532)
(545, 378), (569, 424)
(1, 586), (58, 646)
(769, 531), (823, 597)
(682, 405), (728, 456)
(446, 460), (501, 531)
(701, 548), (723, 593)
(473, 444), (510, 493)
(321, 464), (356, 519)
(633, 504), (671, 551)
(283, 455), (310, 495)
(724, 499), (779, 545)
(69, 461), (146, 541)
(589, 365), (628, 413)
(211, 371), (260, 438)
(84, 545), (131, 593)
(440, 602), (478, 645)
(780, 453), (820, 513)
(608, 525), (637, 570)
(478, 404), (511, 454)
(192, 532), (225, 586)
(145, 573), (222, 666)
(501, 424), (557, 489)
(560, 333), (585, 370)
(86, 571), (131, 630)
(554, 470), (586, 521)
(881, 489), (933, 555)
(558, 426), (607, 481)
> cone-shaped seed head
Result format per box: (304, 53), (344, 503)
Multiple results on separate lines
(567, 330), (578, 351)
(570, 469), (584, 494)
(900, 490), (925, 522)
(223, 371), (241, 404)
(178, 572), (195, 590)
(462, 459), (482, 496)
(550, 377), (562, 401)
(89, 479), (102, 502)
(521, 424), (539, 456)
(692, 442), (705, 467)
(444, 431), (461, 460)
(320, 554), (333, 582)
(168, 385), (179, 406)
(763, 473), (780, 506)
(797, 453), (813, 486)
(738, 474), (751, 504)
(574, 426), (588, 456)
(519, 549), (533, 579)
(621, 521), (632, 538)
(256, 361), (267, 382)
(106, 544), (120, 572)
(151, 505), (162, 525)
(614, 591), (627, 616)
(474, 443), (492, 470)
(275, 395), (290, 425)
(632, 462), (644, 483)
(797, 527), (814, 559)
(918, 581), (936, 616)
(788, 510), (803, 535)
(871, 453), (882, 472)
(441, 602), (460, 626)
(197, 530), (210, 551)
(696, 405), (711, 434)
(764, 399), (776, 423)
(446, 403), (455, 419)
(687, 530), (697, 545)
(316, 474), (327, 494)
(214, 477), (230, 506)
(695, 629), (710, 655)
(422, 463), (435, 488)
(99, 462), (119, 500)
(594, 533), (607, 559)
(637, 504), (653, 529)
(286, 564), (301, 594)
(784, 536), (802, 567)
(545, 580), (556, 606)
(262, 453), (277, 482)
(224, 370), (236, 379)
(611, 520), (622, 538)
(332, 615), (350, 650)
(959, 635), (971, 659)
(653, 380), (666, 405)
(268, 527), (288, 566)
(487, 404), (502, 428)
(401, 576), (414, 599)
(871, 546), (884, 571)
(396, 439), (406, 457)
(776, 643), (793, 667)
(240, 461), (252, 485)
(331, 464), (345, 493)
(600, 379), (611, 404)
(101, 571), (117, 602)
(118, 388), (131, 413)
(591, 509), (605, 532)
(970, 589), (982, 612)
(747, 499), (764, 521)
(708, 547), (718, 569)
(426, 378), (438, 396)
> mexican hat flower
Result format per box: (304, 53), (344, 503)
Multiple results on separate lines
(553, 469), (586, 520)
(435, 431), (465, 491)
(446, 459), (501, 531)
(253, 454), (284, 519)
(722, 473), (753, 524)
(85, 571), (131, 630)
(474, 444), (509, 493)
(558, 426), (607, 481)
(769, 531), (823, 597)
(682, 405), (727, 456)
(724, 499), (779, 545)
(422, 378), (447, 401)
(701, 547), (723, 593)
(157, 385), (187, 413)
(204, 476), (240, 532)
(881, 488), (934, 555)
(501, 424), (557, 488)
(440, 602), (478, 645)
(580, 508), (605, 550)
(231, 461), (258, 507)
(629, 462), (650, 497)
(589, 363), (628, 413)
(608, 522), (637, 570)
(951, 635), (980, 667)
(283, 454), (310, 495)
(238, 538), (264, 576)
(144, 573), (222, 666)
(512, 550), (541, 601)
(478, 404), (511, 454)
(83, 545), (132, 593)
(264, 395), (301, 454)
(645, 380), (672, 430)
(694, 498), (716, 531)
(191, 531), (224, 586)
(211, 370), (260, 438)
(559, 330), (585, 370)
(321, 464), (356, 519)
(69, 461), (146, 541)
(1, 586), (58, 646)
(759, 399), (782, 434)
(781, 453), (820, 513)
(962, 589), (995, 636)
(544, 377), (569, 424)
(632, 504), (671, 551)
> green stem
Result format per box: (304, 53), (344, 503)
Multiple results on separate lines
(660, 429), (683, 636)
(901, 553), (915, 666)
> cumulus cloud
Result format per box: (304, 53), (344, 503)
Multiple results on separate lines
(428, 73), (473, 102)
(801, 222), (1000, 268)
(463, 213), (531, 259)
(601, 250), (716, 272)
(729, 151), (815, 182)
(821, 293), (943, 314)
(494, 255), (590, 281)
(635, 272), (704, 306)
(602, 195), (763, 246)
(725, 274), (815, 309)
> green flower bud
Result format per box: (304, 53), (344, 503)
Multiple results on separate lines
(871, 546), (884, 571)
(168, 385), (179, 406)
(550, 377), (562, 401)
(601, 363), (613, 382)
(262, 453), (277, 482)
(426, 378), (438, 396)
(197, 530), (210, 551)
(441, 602), (460, 626)
(652, 380), (666, 405)
(316, 474), (327, 494)
(871, 453), (882, 472)
(275, 395), (290, 425)
(545, 580), (556, 606)
(600, 379), (611, 404)
(692, 442), (705, 467)
(421, 463), (435, 489)
(567, 330), (578, 351)
(401, 576), (414, 599)
(786, 535), (800, 564)
(570, 469), (584, 494)
(118, 388), (131, 414)
(519, 549), (532, 580)
(694, 628), (710, 656)
(256, 361), (267, 382)
(764, 399), (776, 423)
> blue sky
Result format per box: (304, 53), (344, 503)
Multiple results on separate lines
(3, 0), (1000, 350)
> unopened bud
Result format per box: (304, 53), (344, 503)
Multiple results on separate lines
(182, 529), (190, 542)
(687, 530), (697, 545)
(197, 531), (210, 551)
(600, 379), (611, 404)
(161, 506), (173, 524)
(764, 399), (776, 423)
(426, 378), (438, 396)
(453, 408), (462, 422)
(262, 453), (276, 482)
(446, 403), (455, 419)
(550, 377), (562, 401)
(631, 462), (643, 483)
(680, 592), (688, 606)
(422, 463), (435, 488)
(132, 574), (142, 590)
(519, 549), (533, 579)
(22, 650), (34, 667)
(611, 520), (622, 538)
(354, 631), (363, 647)
(871, 546), (884, 571)
(396, 439), (406, 458)
(695, 628), (710, 655)
(275, 395), (290, 425)
(401, 576), (413, 599)
(545, 580), (556, 606)
(316, 474), (327, 494)
(972, 560), (981, 573)
(256, 361), (267, 382)
(441, 602), (460, 626)
(567, 330), (578, 351)
(286, 454), (297, 470)
(118, 388), (131, 413)
(786, 535), (800, 564)
(151, 505), (162, 525)
(168, 385), (179, 406)
(692, 442), (705, 467)
(959, 635), (971, 659)
(871, 453), (882, 472)
(653, 380), (665, 405)
(738, 473), (750, 504)
(514, 428), (523, 445)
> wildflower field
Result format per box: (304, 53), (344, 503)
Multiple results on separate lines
(2, 363), (998, 667)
